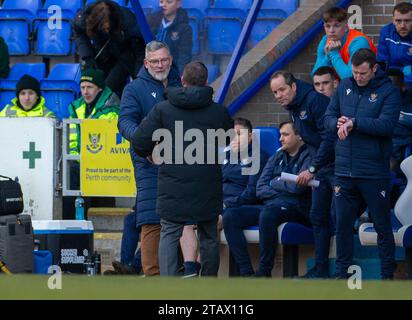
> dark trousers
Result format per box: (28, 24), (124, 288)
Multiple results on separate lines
(334, 176), (396, 278)
(258, 205), (310, 276)
(120, 211), (141, 271)
(223, 205), (262, 276)
(310, 171), (334, 276)
(159, 217), (219, 276)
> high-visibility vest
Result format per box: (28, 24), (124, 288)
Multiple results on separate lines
(0, 97), (55, 118)
(339, 29), (377, 64)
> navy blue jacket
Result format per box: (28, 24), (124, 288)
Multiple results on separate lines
(286, 80), (335, 174)
(118, 65), (181, 226)
(222, 146), (269, 208)
(132, 86), (233, 223)
(147, 8), (193, 74)
(378, 23), (412, 83)
(256, 144), (312, 214)
(324, 70), (401, 179)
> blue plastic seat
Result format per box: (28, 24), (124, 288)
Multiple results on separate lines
(181, 0), (209, 15)
(254, 126), (281, 156)
(86, 0), (128, 6)
(212, 0), (252, 11)
(205, 8), (245, 55)
(33, 9), (73, 56)
(249, 11), (284, 47)
(7, 63), (46, 81)
(262, 0), (299, 16)
(41, 64), (81, 119)
(206, 64), (219, 84)
(0, 90), (16, 111)
(134, 0), (159, 10)
(185, 8), (203, 56)
(40, 0), (83, 18)
(0, 0), (41, 55)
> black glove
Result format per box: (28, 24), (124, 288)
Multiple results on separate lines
(81, 57), (98, 70)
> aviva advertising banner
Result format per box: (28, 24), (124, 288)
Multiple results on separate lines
(80, 119), (136, 197)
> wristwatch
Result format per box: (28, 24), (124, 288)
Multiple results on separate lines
(308, 165), (317, 174)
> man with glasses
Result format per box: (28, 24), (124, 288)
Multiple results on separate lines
(118, 41), (181, 276)
(378, 2), (412, 85)
(312, 7), (377, 80)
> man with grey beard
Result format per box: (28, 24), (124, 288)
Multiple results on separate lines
(118, 41), (181, 276)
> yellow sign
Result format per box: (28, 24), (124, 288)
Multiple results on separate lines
(80, 119), (136, 197)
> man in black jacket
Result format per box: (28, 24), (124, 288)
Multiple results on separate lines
(270, 71), (335, 278)
(132, 61), (233, 276)
(73, 0), (145, 97)
(324, 49), (400, 279)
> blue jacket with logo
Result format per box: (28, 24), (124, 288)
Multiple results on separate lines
(118, 65), (181, 226)
(222, 146), (269, 208)
(286, 80), (335, 174)
(324, 70), (401, 179)
(256, 144), (312, 214)
(378, 23), (412, 83)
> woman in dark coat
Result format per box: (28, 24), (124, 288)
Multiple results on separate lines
(73, 0), (145, 97)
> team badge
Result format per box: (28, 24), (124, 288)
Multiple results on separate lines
(299, 110), (307, 120)
(334, 186), (341, 196)
(408, 47), (412, 56)
(171, 32), (180, 41)
(86, 133), (103, 154)
(369, 93), (378, 103)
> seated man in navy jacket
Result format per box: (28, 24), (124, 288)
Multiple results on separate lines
(223, 121), (312, 277)
(222, 117), (269, 210)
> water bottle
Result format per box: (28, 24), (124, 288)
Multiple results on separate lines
(93, 251), (101, 275)
(83, 256), (95, 276)
(75, 197), (85, 220)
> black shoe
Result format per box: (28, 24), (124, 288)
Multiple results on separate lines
(112, 260), (139, 275)
(300, 267), (329, 279)
(254, 270), (271, 278)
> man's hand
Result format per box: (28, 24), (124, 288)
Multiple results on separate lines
(325, 40), (341, 55)
(296, 170), (315, 186)
(230, 139), (240, 153)
(337, 119), (353, 140)
(337, 116), (350, 129)
(146, 155), (154, 164)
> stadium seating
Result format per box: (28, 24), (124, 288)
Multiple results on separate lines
(135, 0), (159, 10)
(211, 0), (252, 11)
(261, 0), (299, 16)
(181, 0), (209, 15)
(40, 0), (83, 18)
(41, 63), (81, 119)
(359, 155), (412, 279)
(186, 8), (202, 55)
(249, 9), (285, 47)
(205, 8), (246, 55)
(0, 0), (42, 55)
(206, 64), (219, 84)
(86, 0), (128, 5)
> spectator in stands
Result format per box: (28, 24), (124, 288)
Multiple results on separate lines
(324, 48), (400, 280)
(132, 61), (233, 276)
(0, 36), (10, 79)
(378, 2), (412, 85)
(73, 0), (146, 97)
(386, 68), (412, 207)
(388, 68), (412, 166)
(312, 7), (377, 80)
(312, 66), (339, 98)
(0, 74), (54, 118)
(223, 121), (312, 277)
(68, 69), (120, 155)
(270, 71), (335, 278)
(118, 41), (181, 276)
(147, 0), (193, 74)
(222, 117), (269, 210)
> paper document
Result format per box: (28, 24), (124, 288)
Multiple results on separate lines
(280, 172), (320, 188)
